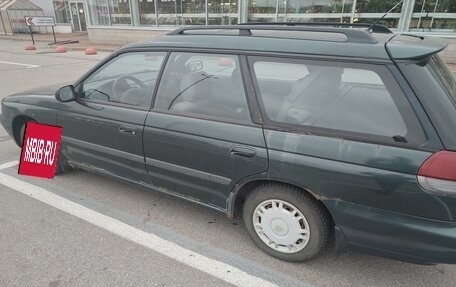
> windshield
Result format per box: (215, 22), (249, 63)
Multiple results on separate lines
(427, 54), (456, 107)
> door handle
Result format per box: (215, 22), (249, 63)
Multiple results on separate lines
(230, 146), (256, 159)
(119, 125), (137, 135)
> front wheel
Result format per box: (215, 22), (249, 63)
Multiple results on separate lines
(243, 183), (331, 262)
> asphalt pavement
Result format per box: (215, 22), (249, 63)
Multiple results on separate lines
(1, 38), (456, 287)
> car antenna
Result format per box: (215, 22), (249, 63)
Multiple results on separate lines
(367, 0), (404, 32)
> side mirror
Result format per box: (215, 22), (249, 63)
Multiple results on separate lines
(55, 85), (77, 103)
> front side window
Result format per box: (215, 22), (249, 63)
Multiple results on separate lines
(250, 57), (426, 144)
(82, 52), (166, 108)
(154, 52), (250, 122)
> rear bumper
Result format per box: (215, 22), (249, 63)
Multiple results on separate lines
(326, 200), (456, 264)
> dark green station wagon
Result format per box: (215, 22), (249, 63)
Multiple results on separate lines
(2, 23), (456, 264)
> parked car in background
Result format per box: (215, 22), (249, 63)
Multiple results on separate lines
(2, 23), (456, 264)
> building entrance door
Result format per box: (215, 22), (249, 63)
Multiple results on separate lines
(69, 2), (87, 31)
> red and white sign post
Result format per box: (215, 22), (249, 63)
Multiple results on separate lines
(24, 16), (56, 45)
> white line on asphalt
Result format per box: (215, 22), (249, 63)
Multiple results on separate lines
(0, 172), (281, 287)
(0, 160), (18, 171)
(0, 60), (41, 69)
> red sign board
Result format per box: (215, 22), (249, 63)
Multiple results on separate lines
(18, 122), (62, 179)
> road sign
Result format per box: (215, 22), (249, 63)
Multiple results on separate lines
(25, 16), (55, 27)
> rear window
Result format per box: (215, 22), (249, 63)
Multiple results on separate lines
(250, 56), (426, 145)
(427, 55), (456, 108)
(400, 55), (456, 150)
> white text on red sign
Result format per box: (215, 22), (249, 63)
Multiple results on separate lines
(23, 138), (58, 166)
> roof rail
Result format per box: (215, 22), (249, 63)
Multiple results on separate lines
(238, 22), (393, 34)
(167, 25), (379, 44)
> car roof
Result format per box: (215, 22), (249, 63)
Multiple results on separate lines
(121, 24), (448, 61)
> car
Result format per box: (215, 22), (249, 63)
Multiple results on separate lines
(1, 23), (456, 264)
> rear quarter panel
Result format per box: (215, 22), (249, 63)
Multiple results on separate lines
(264, 129), (456, 222)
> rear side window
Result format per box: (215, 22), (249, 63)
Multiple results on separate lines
(154, 52), (250, 122)
(250, 57), (426, 145)
(400, 55), (456, 150)
(427, 54), (456, 107)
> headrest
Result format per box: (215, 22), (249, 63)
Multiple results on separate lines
(180, 72), (212, 102)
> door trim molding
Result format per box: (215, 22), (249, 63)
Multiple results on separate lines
(62, 136), (145, 163)
(145, 157), (232, 185)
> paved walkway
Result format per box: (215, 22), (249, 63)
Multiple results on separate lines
(0, 32), (119, 52)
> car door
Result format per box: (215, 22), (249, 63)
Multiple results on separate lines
(143, 52), (268, 210)
(57, 51), (167, 184)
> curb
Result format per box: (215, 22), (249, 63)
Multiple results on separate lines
(0, 36), (118, 52)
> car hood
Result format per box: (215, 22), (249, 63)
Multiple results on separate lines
(9, 81), (73, 97)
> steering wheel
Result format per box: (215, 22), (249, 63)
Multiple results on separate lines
(112, 75), (147, 100)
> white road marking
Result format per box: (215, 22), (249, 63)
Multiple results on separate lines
(0, 126), (7, 137)
(0, 172), (281, 287)
(0, 60), (40, 69)
(0, 160), (18, 171)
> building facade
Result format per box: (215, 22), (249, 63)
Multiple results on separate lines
(49, 0), (456, 44)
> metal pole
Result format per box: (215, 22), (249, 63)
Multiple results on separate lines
(77, 3), (82, 31)
(275, 0), (279, 21)
(417, 0), (426, 30)
(155, 0), (158, 26)
(29, 26), (35, 45)
(205, 0), (208, 25)
(340, 0), (346, 23)
(430, 0), (439, 30)
(350, 0), (357, 23)
(52, 25), (57, 43)
(175, 0), (178, 25)
(107, 0), (112, 25)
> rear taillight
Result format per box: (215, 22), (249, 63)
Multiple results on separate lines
(418, 151), (456, 196)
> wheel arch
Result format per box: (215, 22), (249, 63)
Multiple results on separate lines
(227, 178), (331, 221)
(12, 115), (36, 146)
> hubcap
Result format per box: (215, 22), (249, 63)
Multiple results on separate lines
(253, 199), (310, 254)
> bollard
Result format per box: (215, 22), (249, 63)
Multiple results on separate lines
(85, 47), (97, 55)
(55, 46), (67, 53)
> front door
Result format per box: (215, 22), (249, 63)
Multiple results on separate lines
(57, 51), (167, 184)
(143, 52), (268, 210)
(70, 2), (87, 31)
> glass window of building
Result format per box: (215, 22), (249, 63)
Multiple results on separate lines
(139, 0), (157, 25)
(353, 0), (401, 28)
(248, 0), (354, 23)
(158, 0), (206, 25)
(109, 0), (132, 24)
(208, 0), (239, 25)
(157, 0), (180, 25)
(248, 0), (277, 22)
(53, 0), (71, 23)
(88, 0), (111, 25)
(279, 0), (353, 22)
(411, 0), (456, 31)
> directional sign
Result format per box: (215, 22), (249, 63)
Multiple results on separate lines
(25, 16), (55, 27)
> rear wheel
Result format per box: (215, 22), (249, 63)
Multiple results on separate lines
(243, 183), (331, 262)
(19, 121), (69, 175)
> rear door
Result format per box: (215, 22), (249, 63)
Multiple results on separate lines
(143, 52), (268, 210)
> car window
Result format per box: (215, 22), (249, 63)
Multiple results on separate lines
(154, 52), (251, 122)
(82, 52), (166, 108)
(427, 54), (456, 107)
(250, 57), (426, 144)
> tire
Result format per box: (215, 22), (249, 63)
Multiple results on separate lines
(19, 121), (69, 176)
(243, 183), (331, 262)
